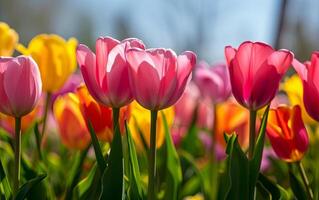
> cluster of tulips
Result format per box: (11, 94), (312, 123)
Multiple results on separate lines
(1, 21), (319, 200)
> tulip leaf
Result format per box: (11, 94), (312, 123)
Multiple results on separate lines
(0, 159), (11, 199)
(162, 112), (183, 200)
(100, 124), (124, 200)
(249, 105), (270, 195)
(125, 122), (144, 199)
(73, 164), (102, 200)
(218, 133), (249, 200)
(15, 174), (46, 200)
(87, 121), (107, 171)
(257, 173), (289, 199)
(289, 169), (308, 200)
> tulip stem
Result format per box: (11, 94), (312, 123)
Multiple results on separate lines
(112, 108), (120, 132)
(14, 117), (22, 197)
(297, 161), (314, 200)
(148, 110), (158, 200)
(40, 92), (51, 152)
(248, 110), (257, 159)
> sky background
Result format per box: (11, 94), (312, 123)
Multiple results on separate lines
(1, 0), (319, 63)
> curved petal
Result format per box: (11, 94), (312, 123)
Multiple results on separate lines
(292, 58), (307, 81)
(303, 81), (319, 121)
(292, 105), (309, 153)
(267, 49), (293, 74)
(224, 46), (236, 66)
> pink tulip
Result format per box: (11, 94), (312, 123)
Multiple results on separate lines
(76, 37), (145, 108)
(0, 56), (42, 117)
(194, 61), (231, 103)
(126, 48), (196, 110)
(225, 41), (293, 110)
(292, 52), (319, 121)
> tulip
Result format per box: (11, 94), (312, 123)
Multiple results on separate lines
(225, 41), (293, 159)
(0, 22), (18, 56)
(281, 74), (316, 125)
(225, 41), (293, 111)
(292, 52), (319, 122)
(17, 34), (77, 93)
(53, 93), (91, 150)
(266, 105), (308, 162)
(76, 85), (129, 142)
(77, 37), (145, 108)
(126, 48), (196, 110)
(0, 55), (42, 195)
(215, 99), (249, 149)
(194, 61), (231, 103)
(0, 56), (42, 117)
(129, 101), (174, 150)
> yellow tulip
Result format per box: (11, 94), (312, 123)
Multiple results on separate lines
(0, 22), (18, 56)
(17, 34), (77, 92)
(184, 194), (204, 200)
(281, 74), (316, 126)
(53, 93), (90, 150)
(129, 101), (174, 151)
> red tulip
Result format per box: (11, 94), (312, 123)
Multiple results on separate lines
(76, 37), (145, 108)
(266, 105), (309, 162)
(0, 56), (42, 117)
(225, 41), (293, 110)
(292, 52), (319, 121)
(126, 48), (196, 110)
(194, 61), (231, 103)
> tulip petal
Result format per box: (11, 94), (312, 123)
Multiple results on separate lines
(224, 46), (236, 66)
(267, 50), (293, 74)
(292, 58), (307, 81)
(292, 106), (309, 153)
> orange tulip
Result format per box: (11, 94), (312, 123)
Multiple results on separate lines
(267, 105), (309, 162)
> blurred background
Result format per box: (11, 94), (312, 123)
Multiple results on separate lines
(1, 0), (319, 63)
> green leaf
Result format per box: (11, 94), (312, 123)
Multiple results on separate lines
(289, 170), (308, 200)
(257, 173), (289, 200)
(218, 134), (249, 200)
(161, 112), (183, 200)
(249, 105), (270, 195)
(0, 159), (11, 199)
(87, 121), (107, 172)
(100, 124), (124, 200)
(125, 122), (144, 199)
(33, 122), (43, 160)
(15, 174), (46, 200)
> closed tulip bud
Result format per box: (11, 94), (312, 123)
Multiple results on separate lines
(194, 61), (231, 103)
(0, 22), (18, 56)
(77, 37), (145, 108)
(17, 34), (78, 92)
(292, 52), (319, 122)
(76, 85), (129, 142)
(129, 101), (174, 151)
(267, 105), (309, 162)
(126, 48), (196, 110)
(225, 41), (293, 111)
(0, 56), (42, 117)
(53, 93), (90, 150)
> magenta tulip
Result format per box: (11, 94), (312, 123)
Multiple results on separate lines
(76, 37), (145, 108)
(293, 52), (319, 121)
(194, 61), (231, 103)
(0, 56), (42, 117)
(225, 41), (293, 110)
(126, 48), (196, 110)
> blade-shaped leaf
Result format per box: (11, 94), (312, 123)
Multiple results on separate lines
(125, 122), (144, 199)
(15, 174), (46, 200)
(289, 170), (308, 200)
(218, 134), (249, 200)
(100, 124), (124, 200)
(0, 159), (11, 199)
(162, 112), (182, 200)
(257, 173), (289, 200)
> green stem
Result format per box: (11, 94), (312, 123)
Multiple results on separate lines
(41, 92), (51, 136)
(248, 110), (257, 160)
(148, 110), (158, 200)
(14, 117), (22, 196)
(210, 103), (217, 200)
(87, 121), (107, 171)
(297, 161), (314, 200)
(112, 108), (120, 132)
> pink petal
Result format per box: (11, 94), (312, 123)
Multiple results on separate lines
(267, 49), (293, 74)
(224, 46), (236, 66)
(292, 58), (307, 81)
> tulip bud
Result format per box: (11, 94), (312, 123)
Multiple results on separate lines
(0, 22), (18, 56)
